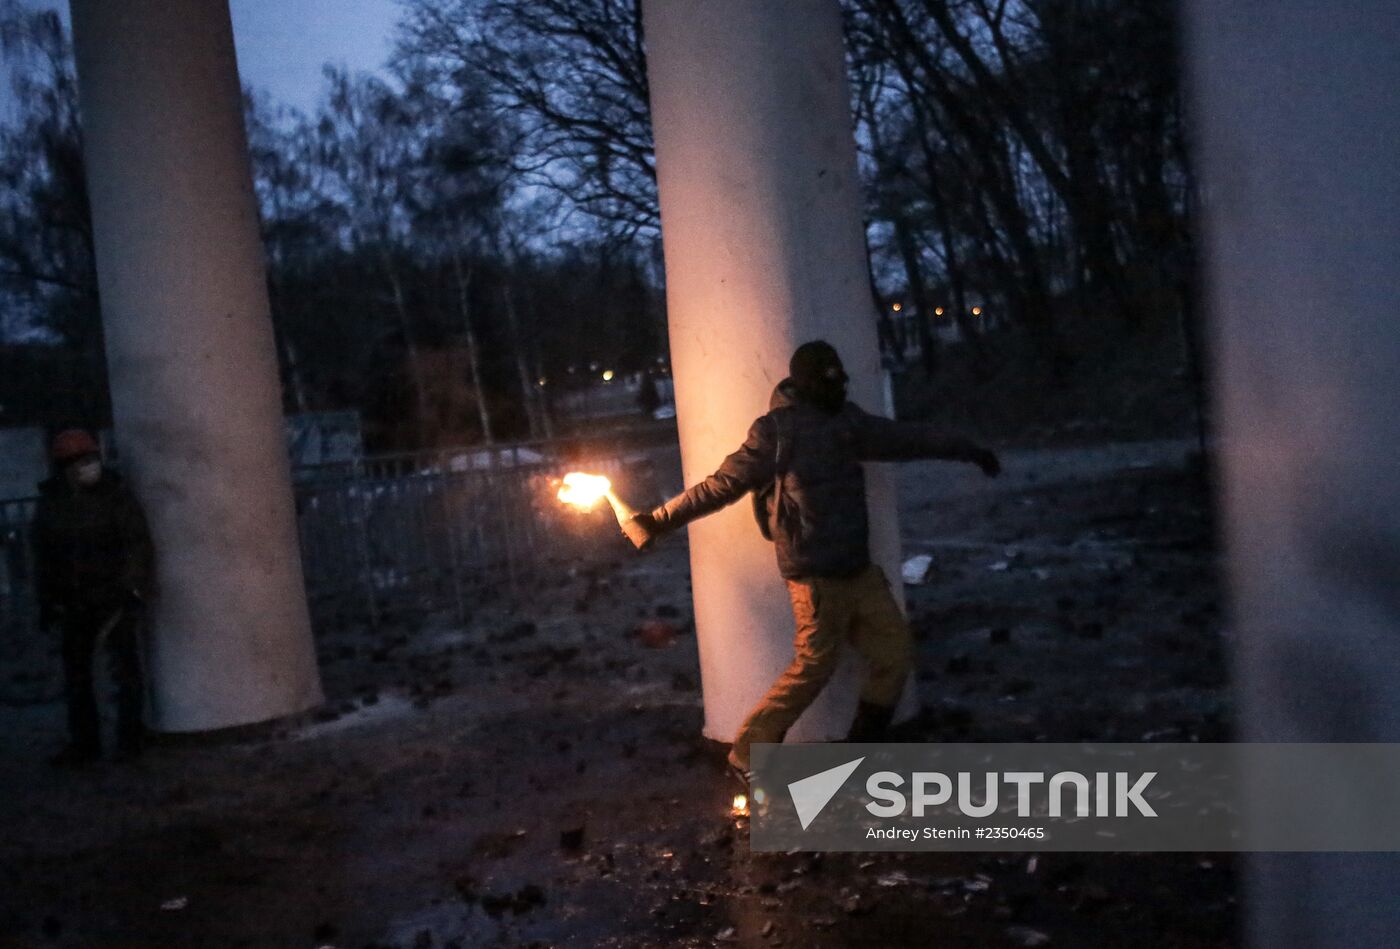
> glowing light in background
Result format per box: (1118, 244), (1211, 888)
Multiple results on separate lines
(731, 794), (749, 817)
(602, 369), (615, 382)
(558, 472), (612, 511)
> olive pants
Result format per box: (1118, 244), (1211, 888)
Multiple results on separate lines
(729, 564), (912, 771)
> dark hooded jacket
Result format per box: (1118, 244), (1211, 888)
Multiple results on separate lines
(32, 469), (155, 612)
(650, 379), (981, 579)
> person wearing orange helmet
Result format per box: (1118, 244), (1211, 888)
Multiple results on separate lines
(32, 428), (155, 766)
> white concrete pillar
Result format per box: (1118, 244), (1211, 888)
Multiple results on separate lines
(1184, 3), (1400, 946)
(70, 0), (322, 731)
(643, 0), (909, 742)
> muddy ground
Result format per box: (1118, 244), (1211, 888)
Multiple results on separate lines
(0, 438), (1236, 948)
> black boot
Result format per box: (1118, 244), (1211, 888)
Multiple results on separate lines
(49, 743), (100, 768)
(847, 701), (895, 742)
(114, 676), (146, 761)
(114, 727), (145, 762)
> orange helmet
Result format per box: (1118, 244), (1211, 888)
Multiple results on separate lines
(50, 428), (100, 464)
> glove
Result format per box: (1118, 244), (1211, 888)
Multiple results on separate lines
(971, 448), (1001, 478)
(623, 512), (660, 551)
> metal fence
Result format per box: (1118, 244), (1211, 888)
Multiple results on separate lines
(0, 441), (665, 636)
(0, 497), (39, 637)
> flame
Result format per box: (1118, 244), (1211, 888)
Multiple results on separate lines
(731, 794), (749, 817)
(558, 472), (613, 511)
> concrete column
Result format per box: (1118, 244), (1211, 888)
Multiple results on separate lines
(1183, 3), (1400, 946)
(70, 0), (322, 731)
(643, 0), (909, 742)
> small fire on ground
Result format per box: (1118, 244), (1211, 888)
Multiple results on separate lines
(731, 787), (766, 817)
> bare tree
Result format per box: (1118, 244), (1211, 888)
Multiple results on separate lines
(308, 67), (440, 443)
(0, 3), (97, 346)
(396, 0), (657, 241)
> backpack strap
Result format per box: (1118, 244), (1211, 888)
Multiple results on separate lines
(772, 408), (793, 497)
(753, 409), (795, 541)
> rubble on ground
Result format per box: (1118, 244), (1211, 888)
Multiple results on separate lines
(0, 440), (1234, 947)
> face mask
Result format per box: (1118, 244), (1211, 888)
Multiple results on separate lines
(73, 459), (102, 486)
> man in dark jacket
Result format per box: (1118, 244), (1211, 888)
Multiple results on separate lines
(631, 341), (999, 780)
(33, 429), (156, 765)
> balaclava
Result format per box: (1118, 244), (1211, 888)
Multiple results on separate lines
(789, 340), (849, 414)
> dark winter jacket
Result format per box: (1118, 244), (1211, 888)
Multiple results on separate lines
(32, 470), (155, 612)
(650, 380), (982, 579)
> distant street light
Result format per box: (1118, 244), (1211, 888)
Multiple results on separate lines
(602, 369), (615, 382)
(971, 306), (983, 316)
(891, 302), (903, 313)
(934, 307), (944, 317)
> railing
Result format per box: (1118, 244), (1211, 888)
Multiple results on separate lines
(0, 441), (668, 636)
(0, 497), (39, 637)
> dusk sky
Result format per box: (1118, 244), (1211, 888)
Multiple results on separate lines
(227, 0), (401, 112)
(8, 0), (400, 115)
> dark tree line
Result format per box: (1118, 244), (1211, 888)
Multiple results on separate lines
(847, 0), (1197, 378)
(0, 0), (1196, 446)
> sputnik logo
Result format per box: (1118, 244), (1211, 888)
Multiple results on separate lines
(787, 756), (865, 830)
